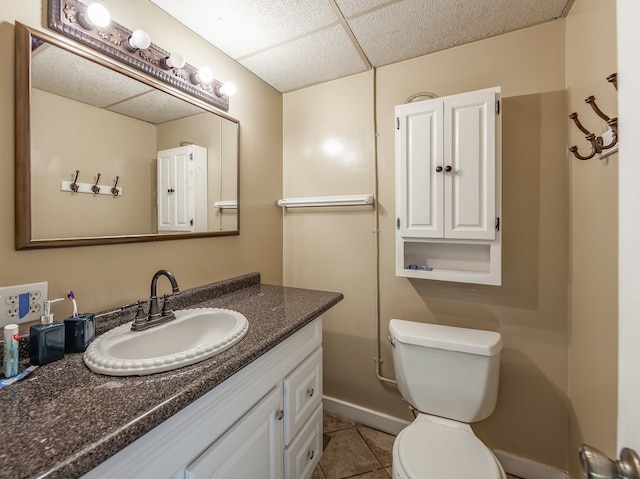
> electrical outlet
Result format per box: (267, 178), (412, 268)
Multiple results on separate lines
(0, 282), (48, 328)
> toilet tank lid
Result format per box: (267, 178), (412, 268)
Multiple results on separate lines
(389, 319), (503, 356)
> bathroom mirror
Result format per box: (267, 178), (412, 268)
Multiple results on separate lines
(15, 23), (239, 249)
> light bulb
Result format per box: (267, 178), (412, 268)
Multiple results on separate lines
(198, 67), (214, 83)
(191, 67), (214, 85)
(164, 52), (185, 69)
(128, 30), (151, 50)
(220, 82), (237, 96)
(86, 3), (111, 28)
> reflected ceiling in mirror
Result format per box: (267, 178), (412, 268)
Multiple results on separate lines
(15, 23), (239, 249)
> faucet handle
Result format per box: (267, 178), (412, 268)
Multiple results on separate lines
(135, 301), (147, 320)
(161, 294), (173, 316)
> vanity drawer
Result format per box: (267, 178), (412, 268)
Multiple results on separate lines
(284, 347), (322, 444)
(284, 403), (323, 479)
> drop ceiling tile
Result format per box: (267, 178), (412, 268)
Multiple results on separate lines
(108, 89), (205, 125)
(32, 43), (153, 108)
(347, 0), (570, 67)
(150, 0), (339, 59)
(239, 24), (368, 92)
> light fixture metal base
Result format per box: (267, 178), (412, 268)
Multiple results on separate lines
(47, 0), (230, 111)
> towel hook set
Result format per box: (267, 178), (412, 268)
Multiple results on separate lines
(569, 73), (618, 161)
(62, 170), (123, 197)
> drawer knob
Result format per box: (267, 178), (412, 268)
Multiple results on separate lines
(276, 409), (284, 420)
(307, 450), (315, 460)
(307, 387), (315, 397)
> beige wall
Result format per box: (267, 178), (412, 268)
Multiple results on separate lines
(31, 88), (156, 237)
(1, 1), (283, 322)
(566, 0), (618, 477)
(284, 20), (571, 470)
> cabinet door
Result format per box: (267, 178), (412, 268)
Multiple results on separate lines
(396, 99), (444, 238)
(185, 386), (284, 479)
(443, 89), (497, 239)
(157, 146), (193, 232)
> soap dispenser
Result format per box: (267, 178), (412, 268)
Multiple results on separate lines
(30, 298), (65, 366)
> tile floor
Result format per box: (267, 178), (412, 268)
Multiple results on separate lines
(313, 413), (522, 479)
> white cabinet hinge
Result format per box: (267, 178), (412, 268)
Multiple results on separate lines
(396, 117), (400, 130)
(495, 217), (500, 231)
(495, 100), (500, 115)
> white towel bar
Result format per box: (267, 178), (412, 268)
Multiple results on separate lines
(214, 200), (238, 209)
(277, 194), (374, 208)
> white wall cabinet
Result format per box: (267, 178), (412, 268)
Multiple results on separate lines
(82, 318), (324, 479)
(395, 87), (502, 285)
(157, 144), (208, 232)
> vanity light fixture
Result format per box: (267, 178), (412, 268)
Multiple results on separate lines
(126, 29), (151, 52)
(48, 0), (233, 111)
(76, 2), (110, 29)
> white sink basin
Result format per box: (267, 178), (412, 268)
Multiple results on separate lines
(84, 308), (248, 376)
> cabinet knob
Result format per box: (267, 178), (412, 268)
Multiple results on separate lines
(307, 450), (315, 460)
(167, 188), (175, 194)
(435, 166), (443, 173)
(445, 165), (452, 172)
(276, 409), (284, 420)
(307, 387), (315, 397)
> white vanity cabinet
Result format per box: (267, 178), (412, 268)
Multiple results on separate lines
(157, 144), (208, 233)
(395, 86), (502, 285)
(82, 318), (323, 479)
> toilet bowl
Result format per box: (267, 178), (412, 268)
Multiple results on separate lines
(389, 319), (505, 479)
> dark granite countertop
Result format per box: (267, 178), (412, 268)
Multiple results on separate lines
(0, 273), (343, 479)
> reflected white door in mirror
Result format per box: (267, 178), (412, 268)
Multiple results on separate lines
(157, 145), (208, 233)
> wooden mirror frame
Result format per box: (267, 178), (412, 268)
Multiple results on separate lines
(15, 22), (240, 250)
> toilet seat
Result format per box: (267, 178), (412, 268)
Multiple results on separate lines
(393, 420), (505, 478)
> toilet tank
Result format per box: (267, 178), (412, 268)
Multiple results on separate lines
(389, 319), (503, 423)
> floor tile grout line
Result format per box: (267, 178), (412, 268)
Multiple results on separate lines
(354, 425), (385, 470)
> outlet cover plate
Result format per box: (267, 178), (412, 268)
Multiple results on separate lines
(0, 282), (48, 328)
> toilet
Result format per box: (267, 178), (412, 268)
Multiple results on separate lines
(388, 319), (506, 479)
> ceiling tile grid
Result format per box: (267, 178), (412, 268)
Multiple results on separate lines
(149, 0), (572, 92)
(150, 0), (340, 59)
(239, 24), (369, 92)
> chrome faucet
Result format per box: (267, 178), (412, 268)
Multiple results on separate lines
(131, 270), (180, 331)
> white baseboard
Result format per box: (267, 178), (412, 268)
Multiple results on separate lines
(322, 395), (410, 435)
(492, 449), (568, 479)
(322, 396), (569, 479)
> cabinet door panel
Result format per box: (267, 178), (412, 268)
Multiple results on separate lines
(284, 347), (322, 444)
(444, 90), (496, 239)
(397, 101), (443, 238)
(185, 386), (284, 479)
(284, 404), (323, 479)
